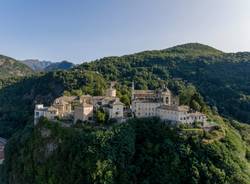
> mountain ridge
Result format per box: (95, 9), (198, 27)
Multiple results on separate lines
(20, 59), (52, 71)
(0, 55), (33, 79)
(21, 59), (74, 72)
(44, 60), (74, 71)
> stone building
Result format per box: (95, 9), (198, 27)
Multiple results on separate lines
(156, 105), (207, 124)
(34, 81), (206, 125)
(34, 82), (124, 124)
(103, 99), (124, 119)
(34, 104), (59, 125)
(74, 102), (93, 123)
(93, 82), (124, 119)
(106, 81), (117, 97)
(131, 82), (176, 118)
(52, 96), (77, 118)
(131, 82), (207, 124)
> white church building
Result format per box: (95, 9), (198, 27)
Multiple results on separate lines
(131, 83), (207, 124)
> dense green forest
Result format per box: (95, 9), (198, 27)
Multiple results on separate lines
(0, 43), (250, 183)
(2, 117), (250, 184)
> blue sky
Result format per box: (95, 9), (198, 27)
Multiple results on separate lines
(0, 0), (250, 63)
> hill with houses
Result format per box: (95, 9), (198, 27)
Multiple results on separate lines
(0, 43), (250, 183)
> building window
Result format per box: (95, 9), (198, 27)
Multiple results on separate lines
(35, 112), (40, 117)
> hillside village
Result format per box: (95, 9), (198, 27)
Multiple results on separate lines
(34, 82), (207, 125)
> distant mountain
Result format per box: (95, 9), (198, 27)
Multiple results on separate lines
(166, 43), (224, 56)
(0, 55), (33, 79)
(21, 59), (74, 72)
(44, 60), (74, 71)
(20, 59), (52, 71)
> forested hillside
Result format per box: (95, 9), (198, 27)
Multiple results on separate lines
(0, 55), (33, 79)
(1, 43), (250, 184)
(79, 43), (250, 123)
(2, 117), (250, 184)
(0, 43), (250, 138)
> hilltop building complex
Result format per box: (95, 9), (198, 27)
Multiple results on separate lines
(131, 82), (207, 124)
(35, 82), (206, 125)
(34, 82), (124, 125)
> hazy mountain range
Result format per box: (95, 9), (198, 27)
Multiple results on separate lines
(0, 56), (75, 79)
(21, 59), (74, 72)
(0, 55), (33, 79)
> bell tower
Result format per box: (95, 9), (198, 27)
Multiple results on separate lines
(106, 81), (116, 97)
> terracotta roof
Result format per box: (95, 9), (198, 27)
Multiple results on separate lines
(112, 100), (124, 106)
(54, 96), (78, 104)
(103, 99), (124, 108)
(79, 95), (92, 100)
(48, 106), (58, 112)
(76, 103), (93, 108)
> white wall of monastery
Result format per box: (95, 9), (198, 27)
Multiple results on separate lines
(132, 101), (161, 117)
